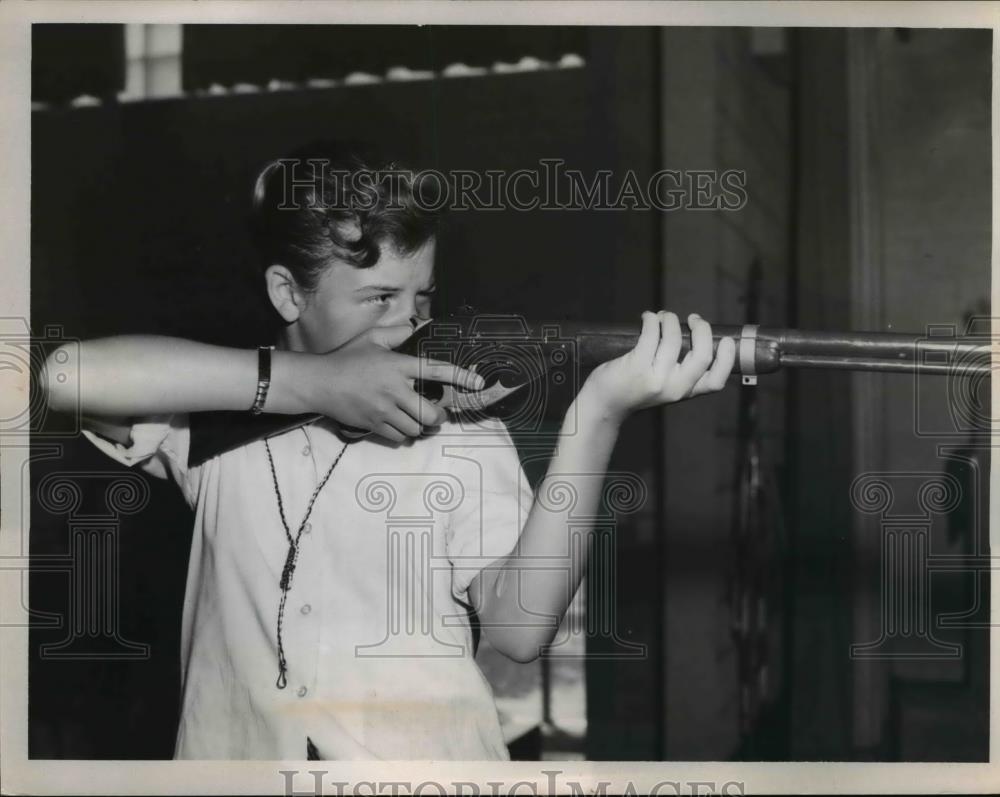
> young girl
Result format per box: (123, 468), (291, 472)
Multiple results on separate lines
(44, 144), (736, 760)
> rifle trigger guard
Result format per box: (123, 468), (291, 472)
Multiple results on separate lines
(739, 324), (759, 386)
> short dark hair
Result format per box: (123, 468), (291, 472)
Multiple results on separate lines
(249, 140), (442, 292)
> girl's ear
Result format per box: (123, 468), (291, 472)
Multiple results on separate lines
(265, 265), (306, 323)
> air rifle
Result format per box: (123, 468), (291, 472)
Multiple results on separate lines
(187, 311), (992, 467)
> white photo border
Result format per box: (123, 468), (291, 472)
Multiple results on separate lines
(1, 1), (997, 794)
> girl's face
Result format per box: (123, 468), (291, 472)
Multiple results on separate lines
(288, 239), (437, 354)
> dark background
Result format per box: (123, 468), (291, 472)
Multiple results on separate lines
(29, 24), (991, 761)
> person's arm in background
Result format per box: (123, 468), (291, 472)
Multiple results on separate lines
(43, 325), (485, 443)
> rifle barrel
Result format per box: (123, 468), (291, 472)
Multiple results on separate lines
(451, 319), (993, 377)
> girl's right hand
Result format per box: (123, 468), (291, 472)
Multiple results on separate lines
(292, 324), (486, 443)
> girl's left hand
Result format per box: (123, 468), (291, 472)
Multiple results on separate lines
(580, 310), (737, 424)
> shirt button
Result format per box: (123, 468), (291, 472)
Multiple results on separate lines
(301, 445), (311, 457)
(302, 522), (312, 534)
(297, 686), (308, 698)
(300, 604), (312, 615)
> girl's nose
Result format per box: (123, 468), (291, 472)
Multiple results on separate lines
(382, 302), (418, 330)
(399, 297), (421, 324)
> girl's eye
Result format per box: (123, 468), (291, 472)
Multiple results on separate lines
(366, 294), (393, 306)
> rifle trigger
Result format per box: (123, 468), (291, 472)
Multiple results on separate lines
(439, 380), (527, 414)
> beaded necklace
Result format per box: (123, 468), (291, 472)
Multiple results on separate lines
(264, 436), (350, 689)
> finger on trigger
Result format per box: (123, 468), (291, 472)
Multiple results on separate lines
(415, 358), (486, 390)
